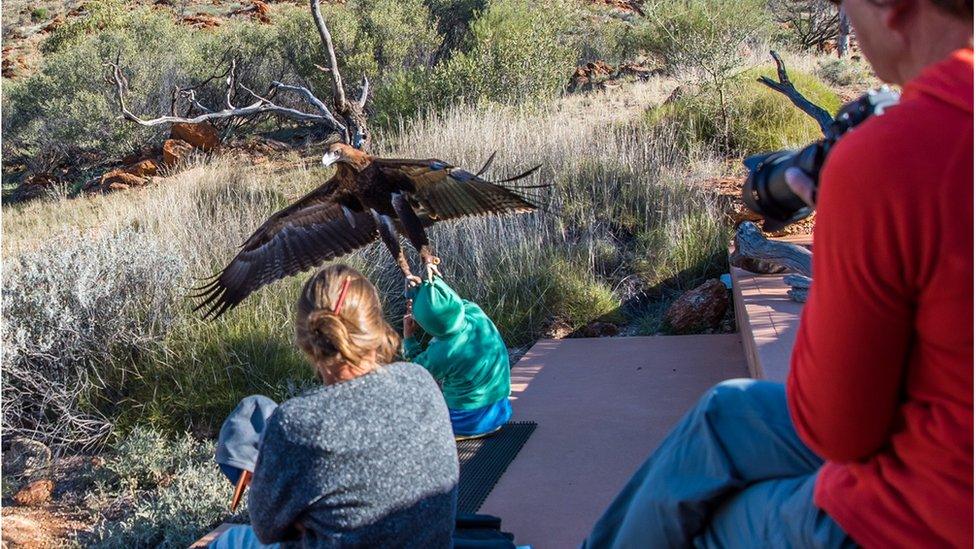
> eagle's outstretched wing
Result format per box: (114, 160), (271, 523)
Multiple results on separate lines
(192, 181), (378, 319)
(374, 157), (544, 223)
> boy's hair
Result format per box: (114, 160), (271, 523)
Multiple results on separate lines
(295, 264), (400, 377)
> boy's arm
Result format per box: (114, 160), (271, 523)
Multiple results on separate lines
(402, 300), (424, 362)
(402, 336), (425, 362)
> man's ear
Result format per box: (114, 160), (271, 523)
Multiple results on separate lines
(884, 0), (918, 32)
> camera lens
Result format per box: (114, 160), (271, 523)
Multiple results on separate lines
(742, 148), (815, 232)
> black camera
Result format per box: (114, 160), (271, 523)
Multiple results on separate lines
(742, 87), (900, 232)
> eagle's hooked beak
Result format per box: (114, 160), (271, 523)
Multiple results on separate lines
(322, 150), (341, 168)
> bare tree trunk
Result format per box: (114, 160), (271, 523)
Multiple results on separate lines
(837, 10), (851, 58)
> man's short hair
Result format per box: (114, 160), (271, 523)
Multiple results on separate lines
(832, 1), (973, 20)
(930, 0), (973, 18)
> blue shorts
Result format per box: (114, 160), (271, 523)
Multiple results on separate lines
(450, 397), (512, 437)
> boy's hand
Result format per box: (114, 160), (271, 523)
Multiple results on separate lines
(403, 300), (416, 339)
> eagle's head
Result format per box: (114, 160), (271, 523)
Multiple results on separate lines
(322, 143), (371, 172)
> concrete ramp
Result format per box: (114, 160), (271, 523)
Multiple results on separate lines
(479, 335), (749, 548)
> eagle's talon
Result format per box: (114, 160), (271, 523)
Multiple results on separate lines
(425, 262), (442, 282)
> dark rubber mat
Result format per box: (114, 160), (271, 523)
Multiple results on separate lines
(456, 421), (537, 514)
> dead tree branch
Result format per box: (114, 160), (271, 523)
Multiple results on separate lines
(109, 0), (371, 149)
(310, 0), (347, 112)
(308, 0), (369, 146)
(731, 222), (813, 302)
(732, 222), (812, 276)
(108, 61), (345, 130)
(757, 50), (834, 135)
(358, 74), (369, 110)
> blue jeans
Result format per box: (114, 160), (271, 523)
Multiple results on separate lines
(450, 397), (512, 437)
(583, 379), (857, 549)
(209, 525), (279, 549)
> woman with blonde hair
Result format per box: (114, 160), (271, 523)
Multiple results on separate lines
(212, 264), (459, 548)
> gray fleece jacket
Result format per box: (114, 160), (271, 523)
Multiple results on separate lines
(248, 362), (459, 548)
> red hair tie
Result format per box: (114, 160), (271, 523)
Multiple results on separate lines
(332, 277), (352, 314)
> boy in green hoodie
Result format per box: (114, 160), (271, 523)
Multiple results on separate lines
(402, 276), (512, 438)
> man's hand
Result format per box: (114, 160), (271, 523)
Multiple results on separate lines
(403, 299), (416, 339)
(785, 167), (817, 208)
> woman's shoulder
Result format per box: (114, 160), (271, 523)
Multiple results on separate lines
(270, 363), (444, 437)
(382, 361), (443, 396)
(265, 362), (450, 454)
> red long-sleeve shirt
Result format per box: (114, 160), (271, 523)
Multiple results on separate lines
(787, 48), (974, 548)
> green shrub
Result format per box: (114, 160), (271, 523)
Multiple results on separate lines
(274, 1), (377, 99)
(575, 7), (641, 65)
(424, 0), (487, 57)
(816, 57), (877, 88)
(431, 0), (580, 105)
(31, 6), (49, 21)
(88, 427), (236, 548)
(370, 68), (434, 129)
(646, 68), (841, 154)
(42, 0), (128, 54)
(4, 0), (442, 173)
(4, 6), (210, 170)
(638, 0), (773, 81)
(362, 0), (440, 70)
(2, 228), (184, 449)
(274, 0), (438, 100)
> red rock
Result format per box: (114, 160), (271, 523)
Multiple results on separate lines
(13, 479), (54, 507)
(162, 138), (194, 167)
(41, 15), (65, 33)
(664, 279), (729, 334)
(170, 122), (219, 151)
(181, 14), (221, 29)
(100, 169), (148, 190)
(124, 159), (159, 178)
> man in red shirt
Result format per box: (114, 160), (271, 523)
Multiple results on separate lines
(584, 1), (972, 547)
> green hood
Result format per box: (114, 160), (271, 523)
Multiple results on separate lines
(410, 277), (466, 337)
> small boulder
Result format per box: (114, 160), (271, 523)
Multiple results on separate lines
(182, 13), (221, 29)
(124, 159), (159, 178)
(665, 279), (729, 334)
(100, 169), (148, 190)
(544, 319), (573, 340)
(41, 15), (66, 33)
(170, 122), (219, 151)
(579, 321), (620, 338)
(12, 479), (54, 507)
(162, 138), (194, 167)
(2, 438), (51, 478)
